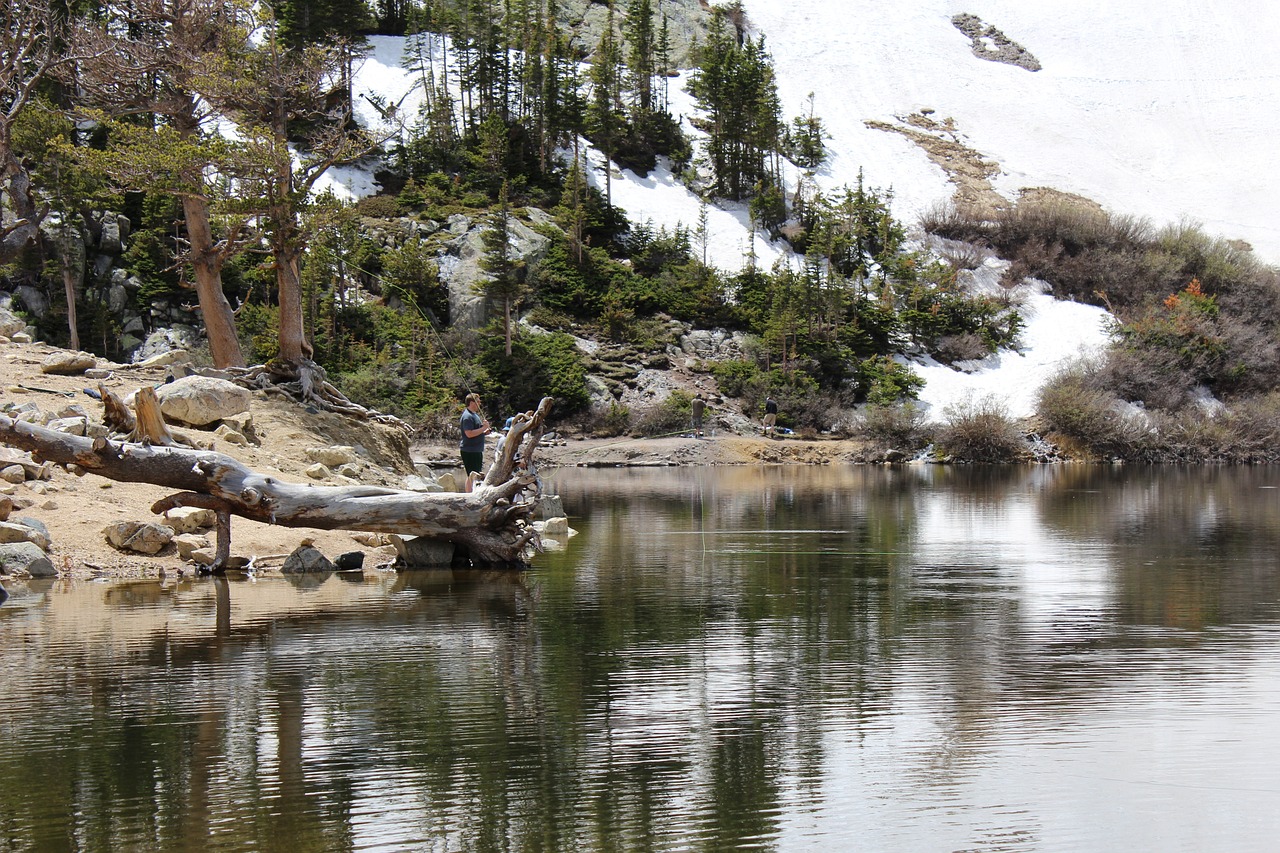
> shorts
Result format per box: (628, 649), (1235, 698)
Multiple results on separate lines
(460, 450), (485, 475)
(763, 413), (777, 427)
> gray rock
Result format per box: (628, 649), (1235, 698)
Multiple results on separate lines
(0, 541), (56, 578)
(173, 533), (211, 561)
(154, 375), (251, 426)
(0, 520), (50, 550)
(47, 416), (87, 436)
(102, 521), (174, 555)
(535, 493), (565, 520)
(40, 350), (98, 375)
(281, 545), (335, 574)
(305, 463), (330, 480)
(0, 303), (26, 338)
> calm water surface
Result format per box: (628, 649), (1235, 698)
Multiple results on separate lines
(2, 464), (1279, 852)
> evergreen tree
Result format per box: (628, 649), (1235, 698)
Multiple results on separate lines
(482, 180), (525, 356)
(624, 0), (655, 115)
(586, 3), (624, 207)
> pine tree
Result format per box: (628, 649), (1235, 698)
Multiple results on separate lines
(586, 3), (624, 208)
(624, 0), (655, 115)
(482, 180), (525, 356)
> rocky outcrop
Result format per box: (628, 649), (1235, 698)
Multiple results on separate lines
(952, 14), (1041, 72)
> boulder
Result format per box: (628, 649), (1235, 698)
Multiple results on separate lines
(162, 506), (216, 533)
(0, 520), (50, 550)
(153, 375), (251, 426)
(334, 551), (365, 571)
(282, 545), (335, 574)
(0, 541), (56, 578)
(103, 521), (174, 555)
(173, 533), (211, 561)
(40, 351), (98, 375)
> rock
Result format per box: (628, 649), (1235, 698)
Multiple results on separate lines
(40, 351), (98, 375)
(0, 303), (26, 338)
(336, 463), (362, 479)
(0, 541), (56, 577)
(47, 416), (87, 436)
(351, 531), (392, 547)
(541, 516), (570, 535)
(163, 506), (216, 533)
(436, 471), (459, 492)
(173, 533), (211, 561)
(218, 412), (258, 444)
(0, 465), (25, 484)
(391, 534), (455, 568)
(0, 520), (50, 550)
(535, 494), (565, 520)
(403, 474), (443, 492)
(334, 551), (365, 571)
(132, 326), (198, 364)
(306, 445), (358, 467)
(0, 496), (10, 521)
(153, 375), (251, 426)
(281, 545), (335, 574)
(305, 463), (331, 480)
(102, 521), (175, 555)
(214, 423), (248, 445)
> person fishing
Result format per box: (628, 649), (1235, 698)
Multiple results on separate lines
(459, 392), (491, 492)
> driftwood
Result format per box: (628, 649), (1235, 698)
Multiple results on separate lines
(0, 395), (556, 570)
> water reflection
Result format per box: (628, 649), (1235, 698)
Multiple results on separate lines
(2, 465), (1279, 851)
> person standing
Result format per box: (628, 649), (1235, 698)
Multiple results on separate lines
(459, 393), (491, 492)
(763, 396), (778, 436)
(691, 392), (706, 437)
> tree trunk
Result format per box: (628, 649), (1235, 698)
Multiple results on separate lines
(0, 397), (555, 568)
(183, 194), (246, 368)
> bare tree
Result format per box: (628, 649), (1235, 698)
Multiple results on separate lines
(70, 0), (254, 369)
(0, 0), (79, 262)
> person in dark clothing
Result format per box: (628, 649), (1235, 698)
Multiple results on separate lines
(691, 393), (706, 437)
(763, 396), (778, 436)
(459, 392), (491, 492)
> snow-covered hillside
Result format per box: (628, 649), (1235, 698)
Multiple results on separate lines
(339, 1), (1277, 420)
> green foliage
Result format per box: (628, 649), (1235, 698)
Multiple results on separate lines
(712, 358), (760, 397)
(236, 301), (280, 364)
(477, 330), (590, 417)
(120, 193), (185, 304)
(856, 355), (924, 406)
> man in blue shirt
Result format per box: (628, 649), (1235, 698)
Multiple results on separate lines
(459, 393), (491, 492)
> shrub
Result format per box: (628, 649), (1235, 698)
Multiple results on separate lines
(712, 358), (761, 397)
(354, 194), (404, 218)
(855, 402), (933, 451)
(935, 395), (1026, 462)
(632, 390), (693, 436)
(1036, 363), (1148, 455)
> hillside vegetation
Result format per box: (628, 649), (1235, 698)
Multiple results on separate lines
(4, 0), (1279, 462)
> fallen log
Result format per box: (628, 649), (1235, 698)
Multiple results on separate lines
(0, 396), (555, 570)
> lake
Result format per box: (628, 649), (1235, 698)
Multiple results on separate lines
(2, 464), (1279, 852)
